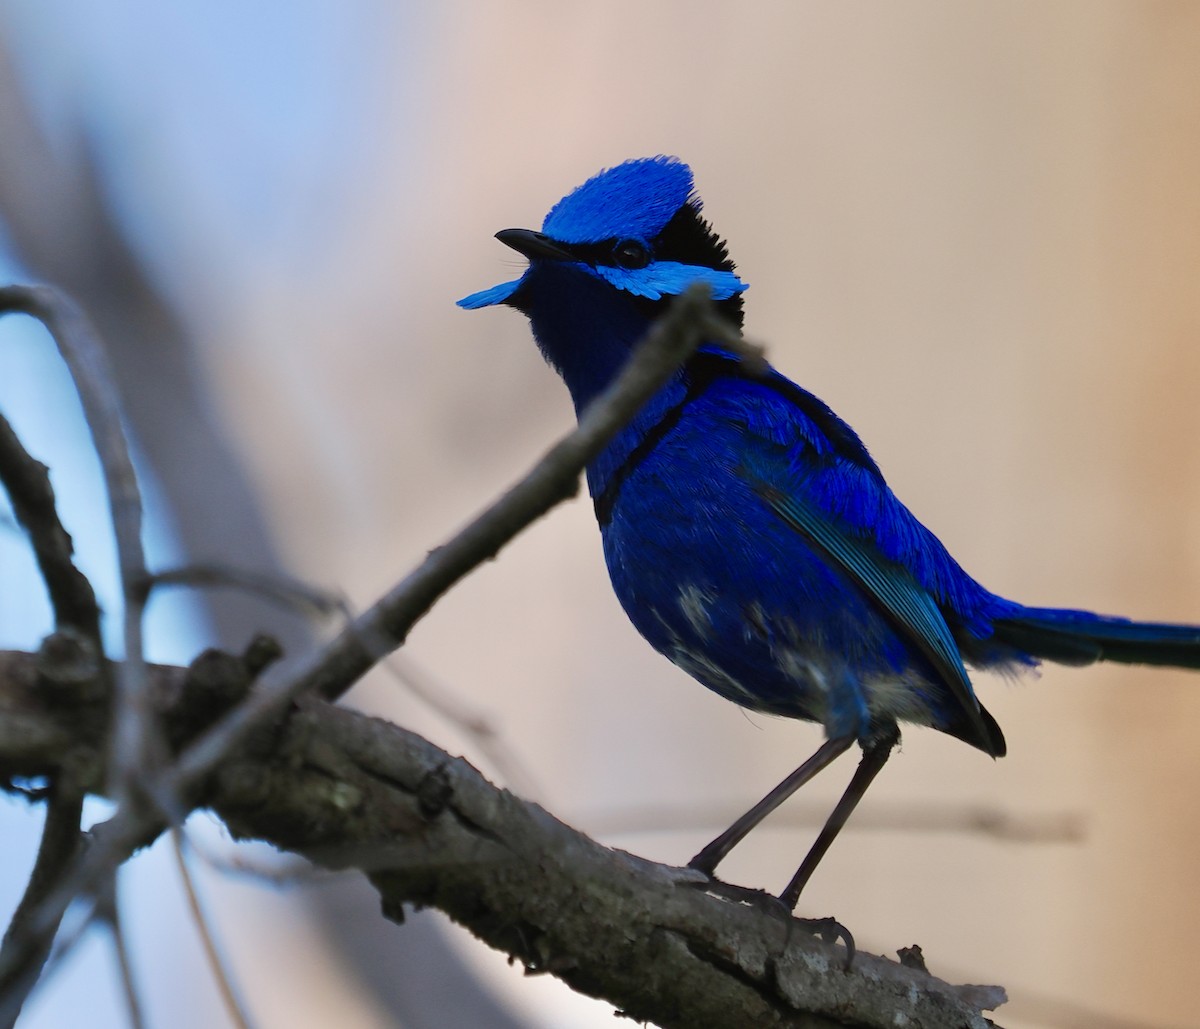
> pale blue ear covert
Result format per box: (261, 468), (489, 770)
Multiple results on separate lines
(591, 262), (748, 301)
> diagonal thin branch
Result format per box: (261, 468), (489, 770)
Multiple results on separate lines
(171, 830), (257, 1029)
(171, 284), (740, 788)
(0, 285), (734, 1015)
(94, 878), (145, 1029)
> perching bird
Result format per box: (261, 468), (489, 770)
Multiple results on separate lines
(459, 156), (1200, 910)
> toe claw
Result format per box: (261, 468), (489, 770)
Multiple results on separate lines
(792, 915), (855, 967)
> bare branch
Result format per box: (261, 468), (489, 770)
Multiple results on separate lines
(0, 649), (1006, 1028)
(172, 831), (257, 1029)
(147, 564), (344, 621)
(0, 644), (241, 1019)
(0, 43), (522, 1022)
(95, 879), (145, 1029)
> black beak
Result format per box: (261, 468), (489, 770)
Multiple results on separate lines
(495, 228), (578, 263)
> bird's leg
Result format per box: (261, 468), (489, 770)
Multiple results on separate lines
(778, 722), (900, 909)
(688, 734), (855, 876)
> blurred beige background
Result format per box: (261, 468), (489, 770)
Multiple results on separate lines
(2, 3), (1198, 1028)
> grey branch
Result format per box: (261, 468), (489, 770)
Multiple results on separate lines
(0, 648), (1005, 1029)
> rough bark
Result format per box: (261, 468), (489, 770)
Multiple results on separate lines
(0, 647), (1005, 1029)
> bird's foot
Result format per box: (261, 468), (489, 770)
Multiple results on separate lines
(682, 876), (855, 967)
(791, 916), (855, 967)
(684, 875), (791, 917)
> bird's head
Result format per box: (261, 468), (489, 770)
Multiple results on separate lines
(459, 156), (747, 322)
(459, 157), (748, 408)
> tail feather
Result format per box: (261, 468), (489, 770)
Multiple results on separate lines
(991, 607), (1200, 669)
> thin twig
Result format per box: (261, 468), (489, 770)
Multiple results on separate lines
(172, 830), (256, 1029)
(96, 879), (145, 1029)
(147, 564), (344, 621)
(0, 285), (157, 813)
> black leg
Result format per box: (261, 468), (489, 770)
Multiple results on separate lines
(689, 734), (855, 876)
(779, 723), (900, 910)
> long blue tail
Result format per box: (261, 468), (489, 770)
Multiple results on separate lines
(992, 607), (1200, 668)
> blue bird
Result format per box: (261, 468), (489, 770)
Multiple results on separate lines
(459, 156), (1200, 910)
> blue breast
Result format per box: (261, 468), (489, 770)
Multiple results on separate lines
(591, 375), (964, 740)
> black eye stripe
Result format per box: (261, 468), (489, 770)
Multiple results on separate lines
(556, 204), (736, 273)
(566, 237), (652, 268)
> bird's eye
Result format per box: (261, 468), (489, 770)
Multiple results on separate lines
(612, 238), (651, 270)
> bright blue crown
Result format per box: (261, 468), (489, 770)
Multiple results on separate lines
(542, 156), (695, 244)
